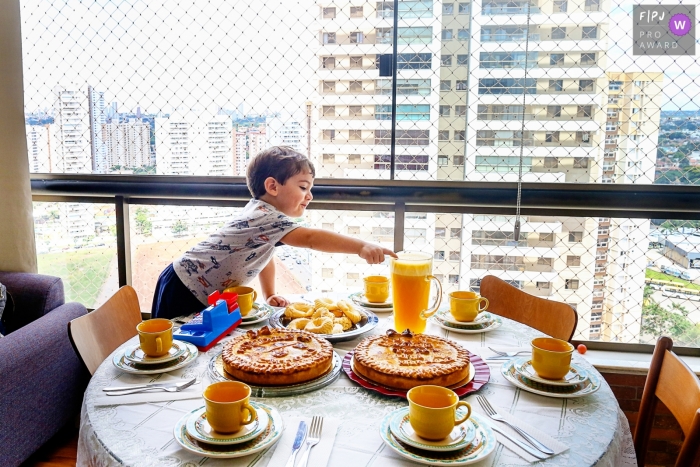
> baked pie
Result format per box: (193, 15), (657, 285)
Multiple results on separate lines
(222, 326), (334, 386)
(352, 329), (470, 390)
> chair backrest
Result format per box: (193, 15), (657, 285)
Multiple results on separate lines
(634, 336), (700, 467)
(68, 285), (143, 374)
(479, 275), (578, 342)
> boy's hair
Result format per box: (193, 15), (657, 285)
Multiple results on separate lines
(246, 146), (316, 199)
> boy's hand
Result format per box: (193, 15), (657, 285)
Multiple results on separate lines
(359, 243), (398, 264)
(266, 294), (289, 307)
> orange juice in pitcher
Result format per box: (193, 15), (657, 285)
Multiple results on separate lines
(390, 252), (442, 334)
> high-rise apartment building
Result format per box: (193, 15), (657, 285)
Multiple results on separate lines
(88, 85), (108, 173)
(310, 0), (662, 342)
(232, 126), (266, 176)
(266, 117), (306, 154)
(155, 110), (233, 176)
(102, 118), (151, 170)
(26, 124), (52, 173)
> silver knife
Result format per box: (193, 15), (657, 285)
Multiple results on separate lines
(490, 425), (549, 460)
(284, 421), (307, 467)
(103, 377), (195, 392)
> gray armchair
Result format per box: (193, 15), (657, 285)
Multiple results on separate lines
(0, 272), (90, 467)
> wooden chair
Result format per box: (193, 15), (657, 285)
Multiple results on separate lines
(634, 336), (700, 467)
(68, 285), (143, 374)
(479, 275), (578, 341)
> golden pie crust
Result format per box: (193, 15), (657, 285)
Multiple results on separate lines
(222, 326), (333, 386)
(353, 330), (470, 390)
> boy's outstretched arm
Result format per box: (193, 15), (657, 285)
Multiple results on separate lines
(281, 227), (398, 264)
(259, 259), (289, 307)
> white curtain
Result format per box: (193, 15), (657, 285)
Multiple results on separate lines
(0, 0), (38, 273)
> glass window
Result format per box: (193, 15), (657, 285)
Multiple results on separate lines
(350, 31), (364, 44)
(573, 157), (589, 168)
(458, 29), (469, 41)
(551, 27), (566, 40)
(569, 231), (583, 242)
(456, 80), (468, 90)
(439, 105), (451, 117)
(435, 250), (445, 260)
(435, 227), (446, 237)
(442, 3), (454, 15)
(450, 228), (462, 238)
(442, 29), (453, 40)
(454, 156), (465, 166)
(438, 130), (450, 140)
(375, 104), (430, 121)
(399, 27), (432, 44)
(322, 7), (336, 19)
(565, 279), (579, 290)
(440, 80), (451, 91)
(438, 155), (448, 165)
(582, 26), (598, 39)
(549, 79), (563, 92)
(322, 57), (335, 69)
(567, 255), (581, 267)
(539, 233), (555, 242)
(454, 130), (465, 141)
(350, 56), (363, 68)
(449, 274), (460, 284)
(441, 54), (452, 66)
(544, 156), (559, 168)
(457, 54), (469, 65)
(550, 53), (564, 66)
(397, 53), (433, 70)
(350, 6), (363, 17)
(579, 79), (595, 92)
(348, 154), (361, 164)
(580, 52), (596, 65)
(322, 32), (336, 44)
(553, 0), (567, 12)
(398, 1), (433, 18)
(455, 105), (466, 116)
(458, 3), (470, 14)
(449, 251), (460, 261)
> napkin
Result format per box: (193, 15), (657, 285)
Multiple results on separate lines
(470, 401), (569, 463)
(93, 374), (204, 407)
(266, 416), (341, 467)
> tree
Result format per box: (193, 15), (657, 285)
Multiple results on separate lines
(171, 220), (188, 236)
(134, 207), (152, 236)
(641, 287), (693, 340)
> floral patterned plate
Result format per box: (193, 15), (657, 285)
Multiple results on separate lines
(184, 402), (269, 445)
(174, 402), (282, 458)
(380, 410), (497, 465)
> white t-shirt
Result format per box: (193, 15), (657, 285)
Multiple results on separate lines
(173, 199), (300, 304)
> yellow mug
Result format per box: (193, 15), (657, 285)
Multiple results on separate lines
(531, 337), (574, 380)
(137, 318), (173, 357)
(223, 286), (258, 317)
(449, 291), (489, 322)
(407, 385), (471, 440)
(203, 381), (257, 433)
(364, 275), (390, 303)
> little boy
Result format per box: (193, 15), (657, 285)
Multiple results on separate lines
(152, 146), (397, 319)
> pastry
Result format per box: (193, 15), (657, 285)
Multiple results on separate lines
(352, 329), (470, 390)
(283, 298), (365, 335)
(222, 326), (333, 385)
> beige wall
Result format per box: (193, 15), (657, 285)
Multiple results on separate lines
(0, 0), (37, 273)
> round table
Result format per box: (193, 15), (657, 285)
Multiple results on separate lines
(77, 309), (637, 467)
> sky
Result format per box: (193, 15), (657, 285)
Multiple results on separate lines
(20, 0), (700, 114)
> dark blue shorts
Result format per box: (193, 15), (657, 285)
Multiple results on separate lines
(151, 264), (206, 319)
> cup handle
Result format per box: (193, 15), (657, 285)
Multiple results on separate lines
(419, 275), (443, 320)
(241, 403), (257, 425)
(252, 291), (258, 302)
(479, 297), (490, 312)
(454, 401), (471, 425)
(155, 337), (162, 354)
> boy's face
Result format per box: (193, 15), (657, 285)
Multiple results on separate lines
(272, 170), (314, 217)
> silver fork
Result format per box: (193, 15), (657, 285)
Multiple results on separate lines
(297, 416), (323, 467)
(488, 347), (531, 357)
(476, 395), (554, 455)
(105, 378), (197, 395)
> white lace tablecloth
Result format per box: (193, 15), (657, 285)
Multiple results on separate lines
(77, 311), (637, 467)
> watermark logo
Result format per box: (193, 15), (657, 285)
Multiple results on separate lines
(633, 5), (695, 55)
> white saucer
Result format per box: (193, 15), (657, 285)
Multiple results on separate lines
(185, 403), (269, 445)
(436, 309), (491, 326)
(433, 314), (503, 334)
(349, 292), (393, 308)
(389, 407), (476, 452)
(502, 359), (601, 399)
(513, 358), (588, 387)
(123, 341), (187, 365)
(113, 341), (198, 374)
(240, 303), (274, 325)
